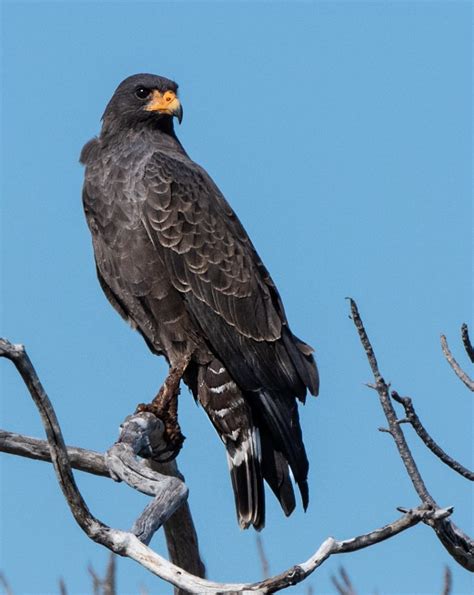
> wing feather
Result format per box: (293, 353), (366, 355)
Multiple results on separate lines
(143, 153), (283, 343)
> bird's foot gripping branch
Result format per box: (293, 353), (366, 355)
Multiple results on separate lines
(135, 356), (191, 462)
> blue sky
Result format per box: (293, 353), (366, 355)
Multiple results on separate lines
(1, 1), (472, 594)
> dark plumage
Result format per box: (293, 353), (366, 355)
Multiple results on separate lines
(80, 73), (319, 530)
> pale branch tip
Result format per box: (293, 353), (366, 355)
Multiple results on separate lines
(440, 334), (474, 392)
(391, 391), (473, 481)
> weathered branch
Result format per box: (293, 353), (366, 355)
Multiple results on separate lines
(105, 412), (188, 545)
(348, 299), (434, 505)
(149, 459), (206, 583)
(461, 324), (474, 364)
(348, 300), (474, 572)
(440, 334), (474, 392)
(0, 339), (108, 536)
(0, 428), (205, 585)
(0, 339), (207, 592)
(0, 336), (460, 592)
(391, 391), (473, 481)
(0, 429), (109, 476)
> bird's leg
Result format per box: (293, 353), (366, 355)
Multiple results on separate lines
(136, 355), (191, 462)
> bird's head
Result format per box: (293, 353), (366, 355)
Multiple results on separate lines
(101, 73), (183, 134)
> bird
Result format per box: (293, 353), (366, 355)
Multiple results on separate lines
(80, 73), (319, 530)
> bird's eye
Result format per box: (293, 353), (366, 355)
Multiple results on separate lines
(135, 87), (151, 100)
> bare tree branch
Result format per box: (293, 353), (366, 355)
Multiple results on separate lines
(442, 566), (452, 595)
(331, 567), (356, 595)
(0, 429), (201, 591)
(104, 554), (116, 595)
(440, 334), (474, 392)
(461, 324), (474, 364)
(154, 463), (206, 587)
(348, 299), (474, 572)
(256, 535), (270, 579)
(348, 299), (435, 504)
(105, 412), (189, 545)
(89, 554), (116, 595)
(88, 564), (102, 595)
(0, 429), (109, 476)
(0, 573), (13, 595)
(391, 391), (473, 481)
(0, 336), (458, 592)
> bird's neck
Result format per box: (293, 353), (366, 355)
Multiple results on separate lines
(148, 123), (187, 154)
(101, 119), (187, 156)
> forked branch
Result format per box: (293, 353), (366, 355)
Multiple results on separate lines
(0, 336), (460, 592)
(348, 300), (474, 572)
(441, 334), (474, 392)
(391, 391), (473, 481)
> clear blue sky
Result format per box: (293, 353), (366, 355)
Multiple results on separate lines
(1, 1), (472, 594)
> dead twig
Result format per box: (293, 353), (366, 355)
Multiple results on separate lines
(348, 299), (434, 504)
(0, 574), (13, 595)
(391, 391), (473, 481)
(256, 535), (270, 579)
(88, 554), (116, 595)
(440, 334), (474, 392)
(442, 566), (452, 595)
(331, 567), (356, 595)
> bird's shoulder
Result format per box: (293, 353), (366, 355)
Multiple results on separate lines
(79, 137), (99, 165)
(145, 149), (247, 236)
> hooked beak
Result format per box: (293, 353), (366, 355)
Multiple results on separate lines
(145, 90), (183, 124)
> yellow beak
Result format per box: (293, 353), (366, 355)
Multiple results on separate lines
(144, 90), (183, 123)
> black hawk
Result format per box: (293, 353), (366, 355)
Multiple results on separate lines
(80, 73), (319, 530)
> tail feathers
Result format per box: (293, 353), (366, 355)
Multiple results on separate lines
(282, 329), (319, 399)
(198, 360), (265, 530)
(226, 426), (265, 530)
(198, 359), (310, 528)
(259, 424), (296, 516)
(255, 389), (310, 510)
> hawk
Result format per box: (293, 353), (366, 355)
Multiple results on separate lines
(80, 73), (319, 530)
